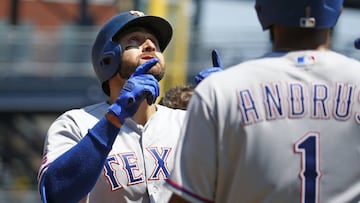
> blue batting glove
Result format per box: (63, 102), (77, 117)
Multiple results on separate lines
(194, 49), (223, 85)
(108, 58), (160, 124)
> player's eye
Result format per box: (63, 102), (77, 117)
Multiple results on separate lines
(129, 36), (139, 42)
(124, 36), (141, 50)
(124, 44), (139, 50)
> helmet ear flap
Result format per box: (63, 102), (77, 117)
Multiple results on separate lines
(99, 40), (122, 79)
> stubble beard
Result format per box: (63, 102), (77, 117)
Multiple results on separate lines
(118, 62), (165, 81)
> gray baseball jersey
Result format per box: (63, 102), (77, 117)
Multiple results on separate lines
(38, 102), (186, 203)
(167, 50), (360, 203)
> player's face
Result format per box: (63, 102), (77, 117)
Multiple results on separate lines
(117, 27), (166, 81)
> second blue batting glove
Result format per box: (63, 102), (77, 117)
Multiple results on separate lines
(194, 49), (223, 85)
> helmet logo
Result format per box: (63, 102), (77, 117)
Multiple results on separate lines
(129, 10), (145, 17)
(300, 6), (316, 28)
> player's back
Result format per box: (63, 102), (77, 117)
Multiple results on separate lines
(196, 50), (360, 202)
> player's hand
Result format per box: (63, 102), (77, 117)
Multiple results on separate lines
(194, 49), (223, 85)
(108, 58), (160, 124)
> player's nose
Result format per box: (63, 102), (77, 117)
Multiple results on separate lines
(141, 39), (156, 52)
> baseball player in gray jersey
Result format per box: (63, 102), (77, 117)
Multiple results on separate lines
(166, 0), (360, 202)
(37, 10), (187, 203)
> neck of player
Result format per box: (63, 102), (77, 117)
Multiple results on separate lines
(271, 25), (331, 52)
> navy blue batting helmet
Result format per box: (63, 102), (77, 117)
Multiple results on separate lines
(255, 0), (343, 30)
(91, 10), (173, 95)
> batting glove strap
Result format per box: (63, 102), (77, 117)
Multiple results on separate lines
(108, 103), (127, 124)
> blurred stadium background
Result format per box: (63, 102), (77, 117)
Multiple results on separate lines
(0, 0), (359, 202)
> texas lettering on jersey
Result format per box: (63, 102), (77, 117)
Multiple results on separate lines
(103, 147), (171, 191)
(238, 81), (360, 125)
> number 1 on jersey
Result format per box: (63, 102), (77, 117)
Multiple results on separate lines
(294, 132), (321, 203)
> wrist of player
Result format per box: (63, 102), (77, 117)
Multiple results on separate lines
(107, 103), (131, 125)
(105, 110), (123, 128)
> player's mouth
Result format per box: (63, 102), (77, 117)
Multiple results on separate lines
(141, 55), (156, 60)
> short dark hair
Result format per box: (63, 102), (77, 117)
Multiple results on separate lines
(159, 84), (195, 110)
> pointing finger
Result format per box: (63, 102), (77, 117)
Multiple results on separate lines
(132, 58), (159, 77)
(212, 49), (222, 68)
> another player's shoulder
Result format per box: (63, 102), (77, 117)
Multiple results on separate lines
(327, 51), (360, 66)
(232, 50), (360, 70)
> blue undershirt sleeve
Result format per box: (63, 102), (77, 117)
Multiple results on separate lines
(39, 117), (119, 203)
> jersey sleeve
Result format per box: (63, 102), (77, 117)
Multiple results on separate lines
(37, 110), (120, 203)
(167, 91), (217, 203)
(38, 112), (85, 181)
